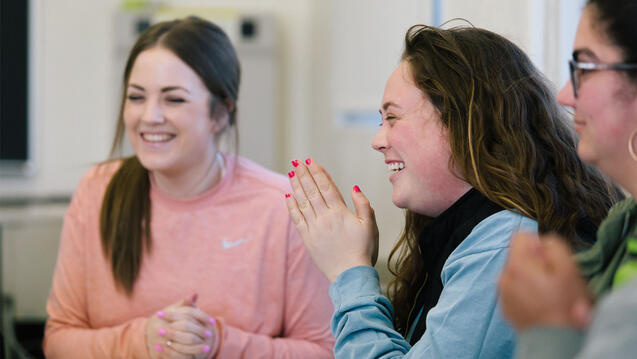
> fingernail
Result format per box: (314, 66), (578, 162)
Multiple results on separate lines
(305, 158), (312, 165)
(190, 293), (198, 304)
(353, 185), (361, 193)
(156, 311), (165, 318)
(291, 159), (299, 167)
(158, 328), (166, 337)
(202, 345), (211, 353)
(285, 193), (291, 198)
(155, 344), (163, 352)
(288, 171), (295, 178)
(205, 330), (212, 338)
(209, 317), (216, 325)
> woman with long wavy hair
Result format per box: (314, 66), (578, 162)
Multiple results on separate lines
(285, 24), (617, 358)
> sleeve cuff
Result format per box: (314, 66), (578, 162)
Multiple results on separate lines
(516, 327), (585, 359)
(329, 266), (380, 311)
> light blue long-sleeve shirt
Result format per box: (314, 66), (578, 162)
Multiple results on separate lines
(329, 210), (537, 358)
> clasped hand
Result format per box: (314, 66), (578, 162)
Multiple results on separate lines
(285, 159), (379, 283)
(145, 295), (219, 359)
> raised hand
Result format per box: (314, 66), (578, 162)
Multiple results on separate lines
(498, 232), (593, 331)
(146, 294), (220, 359)
(285, 158), (379, 282)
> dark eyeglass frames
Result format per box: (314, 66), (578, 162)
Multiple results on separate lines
(569, 59), (637, 98)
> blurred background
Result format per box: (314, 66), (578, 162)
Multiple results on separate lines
(0, 0), (583, 357)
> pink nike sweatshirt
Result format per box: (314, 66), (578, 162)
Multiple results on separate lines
(43, 155), (335, 358)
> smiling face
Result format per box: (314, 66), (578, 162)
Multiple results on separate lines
(373, 61), (471, 217)
(556, 5), (637, 182)
(124, 47), (222, 179)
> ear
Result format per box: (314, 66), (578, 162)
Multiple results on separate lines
(210, 99), (235, 134)
(210, 111), (229, 134)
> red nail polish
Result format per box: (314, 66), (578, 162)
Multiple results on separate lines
(305, 158), (312, 165)
(292, 159), (299, 167)
(353, 185), (361, 193)
(285, 193), (291, 198)
(288, 171), (295, 178)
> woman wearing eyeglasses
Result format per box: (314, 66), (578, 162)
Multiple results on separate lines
(499, 0), (637, 358)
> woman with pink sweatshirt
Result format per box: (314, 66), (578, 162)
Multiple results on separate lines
(43, 16), (334, 359)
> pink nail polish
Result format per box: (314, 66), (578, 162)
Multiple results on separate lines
(205, 330), (212, 338)
(155, 344), (163, 352)
(353, 185), (361, 193)
(285, 193), (291, 198)
(305, 158), (312, 165)
(291, 159), (299, 167)
(202, 345), (211, 353)
(156, 311), (165, 318)
(288, 171), (295, 178)
(209, 317), (216, 325)
(158, 328), (166, 337)
(190, 293), (198, 304)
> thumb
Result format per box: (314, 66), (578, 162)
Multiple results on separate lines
(351, 185), (373, 221)
(177, 293), (198, 308)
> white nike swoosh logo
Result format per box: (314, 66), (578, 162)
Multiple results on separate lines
(221, 237), (253, 249)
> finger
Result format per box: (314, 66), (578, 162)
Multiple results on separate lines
(306, 160), (346, 209)
(169, 319), (208, 340)
(165, 327), (205, 345)
(289, 166), (317, 220)
(506, 232), (543, 269)
(350, 185), (374, 222)
(285, 193), (309, 237)
(542, 235), (576, 273)
(295, 159), (329, 215)
(320, 164), (346, 203)
(164, 340), (212, 356)
(171, 306), (215, 328)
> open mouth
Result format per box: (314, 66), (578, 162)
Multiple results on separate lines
(141, 133), (175, 143)
(388, 162), (405, 173)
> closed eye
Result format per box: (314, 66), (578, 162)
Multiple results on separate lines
(127, 94), (144, 101)
(166, 97), (186, 103)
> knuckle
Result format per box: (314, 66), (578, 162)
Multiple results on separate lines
(297, 199), (311, 210)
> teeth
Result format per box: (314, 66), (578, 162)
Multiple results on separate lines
(387, 162), (405, 172)
(142, 133), (173, 142)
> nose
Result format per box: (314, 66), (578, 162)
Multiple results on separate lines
(557, 79), (576, 109)
(141, 100), (164, 124)
(372, 124), (388, 152)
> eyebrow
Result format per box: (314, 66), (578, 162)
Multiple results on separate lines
(573, 49), (599, 62)
(380, 101), (401, 113)
(127, 84), (191, 93)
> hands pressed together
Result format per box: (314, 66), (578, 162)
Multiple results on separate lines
(285, 158), (380, 283)
(498, 232), (594, 331)
(145, 294), (220, 359)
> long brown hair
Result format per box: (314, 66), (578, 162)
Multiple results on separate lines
(387, 25), (619, 333)
(100, 17), (240, 295)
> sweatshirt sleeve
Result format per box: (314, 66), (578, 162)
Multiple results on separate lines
(329, 212), (532, 359)
(215, 220), (335, 358)
(43, 173), (151, 359)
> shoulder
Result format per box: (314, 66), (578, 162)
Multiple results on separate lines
(231, 156), (291, 194)
(451, 210), (538, 259)
(599, 197), (637, 228)
(73, 160), (122, 198)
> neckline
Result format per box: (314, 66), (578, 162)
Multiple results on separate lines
(149, 153), (236, 210)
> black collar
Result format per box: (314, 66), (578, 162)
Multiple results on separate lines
(407, 188), (503, 344)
